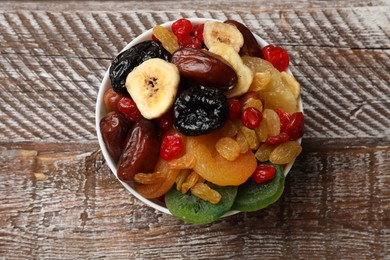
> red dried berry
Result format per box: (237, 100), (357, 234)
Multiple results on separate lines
(151, 34), (159, 42)
(179, 35), (202, 49)
(228, 98), (242, 121)
(285, 112), (304, 140)
(262, 45), (290, 72)
(117, 97), (142, 122)
(251, 164), (276, 184)
(241, 107), (262, 129)
(265, 132), (290, 145)
(192, 23), (204, 42)
(274, 107), (291, 132)
(160, 133), (185, 161)
(156, 111), (173, 133)
(172, 18), (192, 40)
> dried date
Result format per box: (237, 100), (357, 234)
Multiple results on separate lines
(171, 48), (237, 91)
(99, 112), (132, 163)
(117, 119), (161, 182)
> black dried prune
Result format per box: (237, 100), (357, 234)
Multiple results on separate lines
(109, 40), (171, 93)
(173, 85), (229, 136)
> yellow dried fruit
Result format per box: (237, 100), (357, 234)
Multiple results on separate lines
(281, 72), (300, 99)
(263, 109), (281, 137)
(181, 171), (200, 193)
(235, 129), (249, 153)
(255, 119), (268, 142)
(220, 120), (238, 137)
(168, 153), (196, 170)
(242, 98), (263, 112)
(255, 143), (276, 162)
(250, 71), (272, 92)
(269, 141), (302, 164)
(175, 170), (190, 191)
(242, 55), (298, 113)
(134, 172), (166, 184)
(215, 137), (241, 161)
(190, 183), (222, 204)
(238, 122), (259, 150)
(152, 25), (179, 54)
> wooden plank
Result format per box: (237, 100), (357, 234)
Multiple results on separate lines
(0, 142), (389, 258)
(1, 8), (389, 144)
(1, 0), (389, 11)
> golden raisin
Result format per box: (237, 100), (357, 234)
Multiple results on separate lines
(134, 172), (166, 184)
(255, 143), (276, 162)
(220, 120), (238, 137)
(215, 137), (241, 161)
(152, 25), (179, 54)
(249, 71), (272, 92)
(190, 183), (222, 204)
(239, 123), (260, 150)
(269, 141), (302, 164)
(242, 98), (263, 112)
(175, 170), (190, 191)
(281, 72), (301, 99)
(263, 109), (281, 137)
(181, 171), (200, 193)
(168, 153), (196, 170)
(236, 128), (250, 153)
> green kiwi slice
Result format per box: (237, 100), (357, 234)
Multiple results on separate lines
(232, 163), (285, 212)
(165, 183), (237, 225)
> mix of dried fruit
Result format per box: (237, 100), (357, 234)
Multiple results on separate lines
(100, 18), (304, 224)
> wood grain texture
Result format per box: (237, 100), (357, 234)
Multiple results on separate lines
(0, 0), (389, 259)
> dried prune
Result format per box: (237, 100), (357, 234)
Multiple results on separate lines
(171, 48), (237, 91)
(117, 119), (161, 182)
(99, 112), (132, 163)
(173, 85), (229, 136)
(109, 40), (171, 93)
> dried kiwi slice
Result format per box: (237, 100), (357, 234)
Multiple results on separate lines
(165, 183), (237, 224)
(232, 163), (285, 212)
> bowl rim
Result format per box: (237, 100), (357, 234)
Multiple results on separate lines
(95, 17), (303, 216)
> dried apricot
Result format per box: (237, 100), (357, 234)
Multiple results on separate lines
(186, 130), (257, 186)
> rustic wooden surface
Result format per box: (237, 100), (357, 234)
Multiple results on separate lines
(1, 0), (389, 259)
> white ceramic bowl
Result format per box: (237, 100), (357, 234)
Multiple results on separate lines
(96, 18), (303, 217)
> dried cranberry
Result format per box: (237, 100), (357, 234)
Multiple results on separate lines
(228, 98), (242, 121)
(262, 45), (290, 72)
(265, 132), (289, 145)
(152, 34), (159, 42)
(117, 97), (142, 122)
(241, 107), (262, 129)
(160, 133), (184, 161)
(285, 112), (304, 140)
(172, 18), (192, 40)
(179, 35), (202, 49)
(251, 164), (276, 184)
(192, 23), (204, 42)
(274, 108), (291, 132)
(156, 111), (173, 133)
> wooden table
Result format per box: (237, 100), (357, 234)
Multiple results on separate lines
(1, 0), (389, 258)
